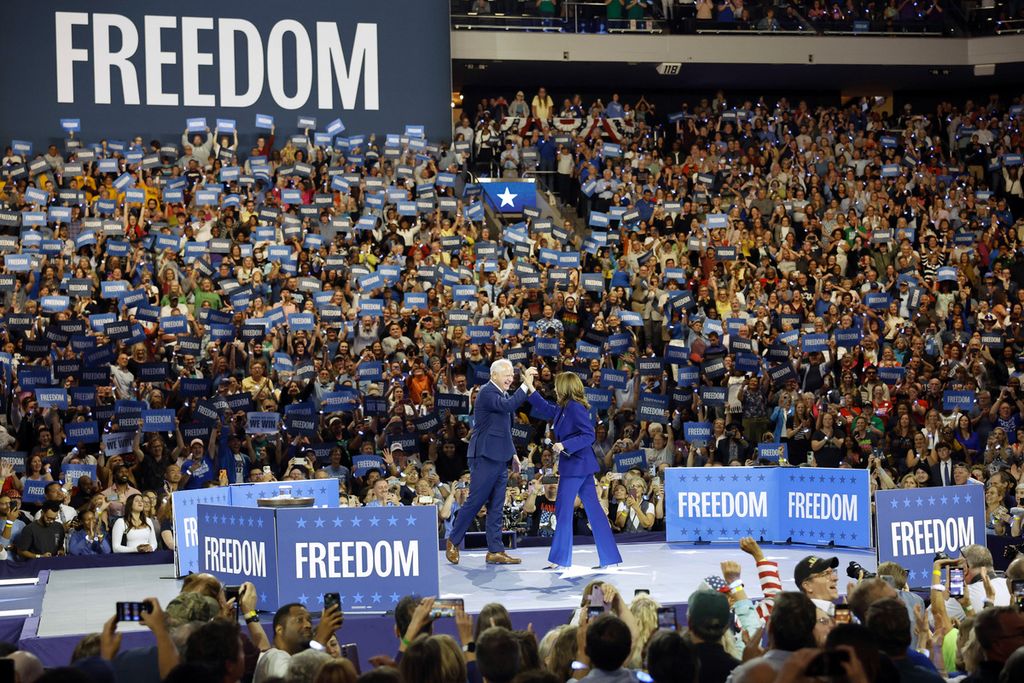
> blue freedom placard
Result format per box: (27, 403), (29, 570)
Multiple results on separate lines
(683, 421), (712, 445)
(756, 443), (787, 463)
(61, 462), (97, 486)
(22, 479), (49, 504)
(942, 391), (976, 411)
(665, 467), (871, 547)
(614, 450), (647, 473)
(875, 485), (985, 587)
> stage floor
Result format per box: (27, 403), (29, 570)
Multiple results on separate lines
(31, 541), (876, 640)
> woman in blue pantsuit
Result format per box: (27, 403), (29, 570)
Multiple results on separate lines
(526, 372), (622, 570)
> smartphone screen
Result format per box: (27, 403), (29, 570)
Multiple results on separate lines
(634, 589), (650, 597)
(589, 587), (605, 608)
(430, 598), (464, 619)
(949, 568), (965, 597)
(116, 601), (149, 622)
(587, 606), (604, 620)
(324, 592), (341, 613)
(656, 606), (677, 630)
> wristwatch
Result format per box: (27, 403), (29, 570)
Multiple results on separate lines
(244, 611), (260, 624)
(462, 641), (476, 653)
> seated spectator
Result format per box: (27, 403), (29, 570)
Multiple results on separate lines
(68, 508), (111, 555)
(111, 493), (158, 553)
(14, 500), (66, 560)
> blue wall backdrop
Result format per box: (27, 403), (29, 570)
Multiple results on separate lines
(0, 1), (452, 147)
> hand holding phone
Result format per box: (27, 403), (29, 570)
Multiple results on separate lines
(116, 601), (153, 622)
(430, 598), (464, 619)
(949, 568), (965, 598)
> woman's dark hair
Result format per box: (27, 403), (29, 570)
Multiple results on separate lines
(646, 631), (698, 683)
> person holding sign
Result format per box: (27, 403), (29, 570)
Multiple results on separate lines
(524, 372), (622, 571)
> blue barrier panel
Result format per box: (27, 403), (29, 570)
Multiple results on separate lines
(664, 467), (871, 549)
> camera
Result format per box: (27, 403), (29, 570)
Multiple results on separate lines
(847, 561), (875, 580)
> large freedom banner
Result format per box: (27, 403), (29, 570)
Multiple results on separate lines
(0, 0), (452, 145)
(173, 480), (339, 576)
(875, 485), (985, 587)
(665, 467), (871, 548)
(198, 503), (440, 612)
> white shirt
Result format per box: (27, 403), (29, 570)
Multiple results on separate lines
(254, 648), (292, 683)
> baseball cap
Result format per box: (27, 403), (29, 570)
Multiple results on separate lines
(165, 592), (220, 625)
(390, 442), (404, 451)
(190, 438), (204, 447)
(686, 590), (731, 634)
(794, 556), (839, 586)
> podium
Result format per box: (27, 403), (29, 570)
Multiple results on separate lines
(197, 503), (440, 613)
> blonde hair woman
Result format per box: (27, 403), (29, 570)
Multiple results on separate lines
(524, 371), (622, 571)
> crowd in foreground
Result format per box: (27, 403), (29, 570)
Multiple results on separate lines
(4, 538), (1024, 682)
(0, 86), (1023, 563)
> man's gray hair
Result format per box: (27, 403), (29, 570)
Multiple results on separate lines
(285, 649), (332, 683)
(962, 544), (994, 570)
(490, 359), (513, 377)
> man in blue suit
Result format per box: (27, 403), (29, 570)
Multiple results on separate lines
(446, 359), (534, 565)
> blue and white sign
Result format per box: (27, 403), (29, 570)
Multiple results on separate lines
(480, 180), (537, 213)
(1, 1), (453, 145)
(875, 485), (984, 587)
(665, 467), (870, 548)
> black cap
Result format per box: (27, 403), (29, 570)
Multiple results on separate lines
(794, 555), (839, 587)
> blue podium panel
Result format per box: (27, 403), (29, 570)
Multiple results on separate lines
(664, 467), (871, 549)
(875, 485), (985, 587)
(197, 503), (440, 612)
(274, 505), (440, 614)
(198, 504), (280, 608)
(174, 480), (340, 577)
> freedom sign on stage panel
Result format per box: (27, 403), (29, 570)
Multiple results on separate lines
(172, 479), (339, 576)
(198, 503), (439, 612)
(664, 467), (870, 547)
(874, 485), (985, 587)
(1, 0), (452, 143)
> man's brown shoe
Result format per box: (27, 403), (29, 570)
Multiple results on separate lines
(445, 540), (460, 565)
(485, 552), (522, 565)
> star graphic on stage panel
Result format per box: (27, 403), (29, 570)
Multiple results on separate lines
(839, 532), (846, 540)
(390, 593), (401, 603)
(371, 593), (382, 603)
(907, 570), (917, 581)
(333, 517), (344, 528)
(928, 497), (936, 506)
(296, 518), (307, 529)
(369, 516), (380, 527)
(388, 516), (399, 527)
(204, 513), (211, 523)
(497, 187), (517, 208)
(314, 518), (325, 528)
(297, 594), (309, 605)
(352, 593), (364, 604)
(718, 475), (726, 482)
(916, 497), (924, 507)
(256, 518), (264, 528)
(941, 496), (948, 505)
(963, 494), (972, 503)
(320, 486), (329, 494)
(953, 495), (960, 504)
(890, 499), (899, 509)
(406, 514), (417, 526)
(317, 594), (325, 604)
(904, 498), (912, 508)
(229, 515), (236, 526)
(351, 515), (362, 528)
(246, 491), (254, 500)
(260, 593), (268, 603)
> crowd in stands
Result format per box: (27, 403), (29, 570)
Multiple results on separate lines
(0, 82), (1022, 564)
(5, 538), (1024, 682)
(449, 0), (1024, 34)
